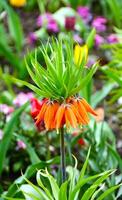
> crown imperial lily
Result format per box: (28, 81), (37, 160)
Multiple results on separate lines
(24, 38), (98, 130)
(23, 38), (98, 183)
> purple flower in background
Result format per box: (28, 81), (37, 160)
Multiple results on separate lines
(73, 34), (83, 44)
(65, 16), (76, 30)
(13, 92), (34, 107)
(77, 6), (92, 23)
(95, 34), (105, 47)
(0, 104), (14, 115)
(37, 13), (52, 27)
(92, 17), (107, 32)
(16, 140), (26, 150)
(27, 32), (37, 45)
(107, 34), (118, 44)
(0, 130), (3, 140)
(47, 19), (59, 33)
(37, 13), (59, 33)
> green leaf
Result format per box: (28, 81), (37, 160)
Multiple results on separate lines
(0, 41), (21, 72)
(101, 67), (122, 87)
(106, 0), (122, 28)
(70, 62), (98, 95)
(40, 45), (61, 86)
(78, 147), (91, 181)
(86, 28), (96, 49)
(9, 76), (46, 97)
(0, 0), (23, 51)
(0, 24), (9, 47)
(3, 197), (24, 200)
(21, 179), (49, 200)
(36, 170), (53, 200)
(59, 180), (68, 200)
(39, 169), (59, 200)
(69, 171), (110, 200)
(4, 157), (60, 198)
(69, 148), (91, 200)
(21, 185), (42, 200)
(91, 82), (115, 108)
(8, 9), (24, 51)
(97, 183), (122, 200)
(81, 169), (115, 200)
(91, 184), (105, 200)
(0, 102), (29, 175)
(66, 166), (79, 197)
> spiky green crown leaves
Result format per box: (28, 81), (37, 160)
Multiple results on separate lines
(24, 38), (98, 102)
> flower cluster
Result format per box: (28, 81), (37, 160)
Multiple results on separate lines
(92, 17), (107, 32)
(77, 6), (92, 23)
(26, 5), (119, 48)
(37, 13), (59, 33)
(31, 97), (97, 131)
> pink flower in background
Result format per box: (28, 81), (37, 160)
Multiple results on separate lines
(107, 34), (118, 44)
(47, 19), (59, 33)
(37, 13), (52, 26)
(13, 92), (34, 107)
(16, 140), (26, 150)
(27, 32), (37, 45)
(92, 17), (107, 32)
(77, 6), (92, 23)
(73, 34), (83, 44)
(0, 130), (3, 140)
(37, 13), (59, 33)
(0, 104), (14, 115)
(65, 16), (76, 30)
(95, 34), (105, 47)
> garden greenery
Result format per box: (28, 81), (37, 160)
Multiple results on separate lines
(0, 0), (122, 199)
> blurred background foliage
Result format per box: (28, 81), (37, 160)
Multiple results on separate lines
(0, 0), (122, 199)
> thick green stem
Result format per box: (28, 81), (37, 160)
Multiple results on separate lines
(66, 134), (73, 165)
(60, 127), (66, 183)
(46, 131), (51, 160)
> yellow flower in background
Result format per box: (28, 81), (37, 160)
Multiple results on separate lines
(9, 0), (26, 7)
(74, 44), (88, 65)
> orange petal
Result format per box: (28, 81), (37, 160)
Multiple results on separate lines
(44, 103), (54, 130)
(50, 102), (60, 129)
(70, 104), (83, 125)
(55, 104), (65, 129)
(64, 109), (70, 128)
(65, 106), (77, 128)
(81, 98), (97, 116)
(77, 100), (90, 124)
(36, 102), (48, 125)
(72, 100), (87, 124)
